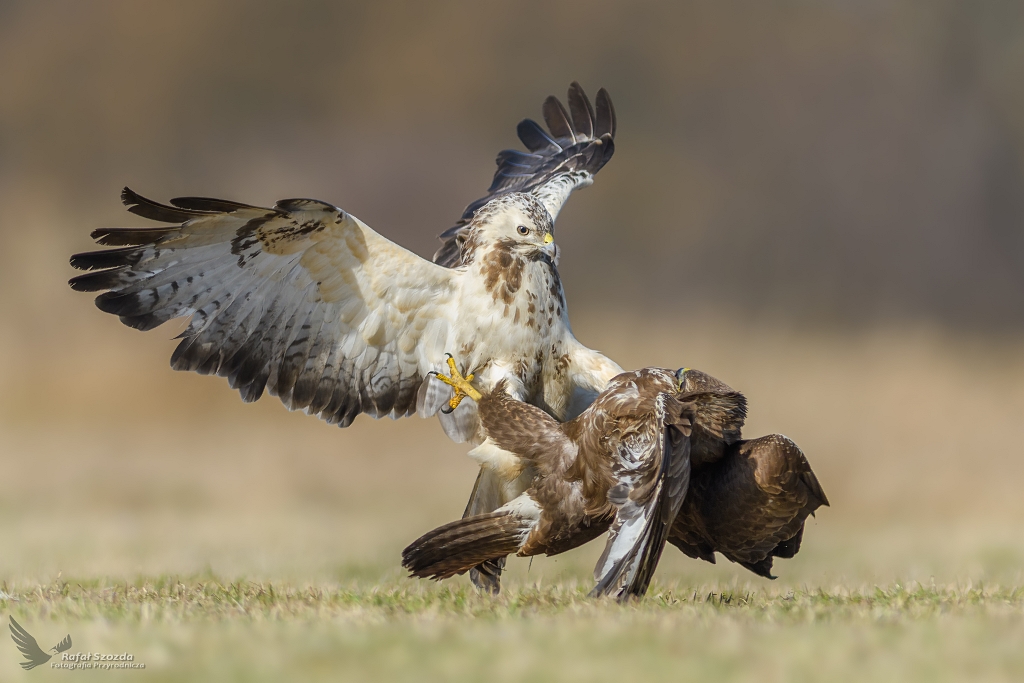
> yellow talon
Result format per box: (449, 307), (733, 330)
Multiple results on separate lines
(432, 354), (482, 412)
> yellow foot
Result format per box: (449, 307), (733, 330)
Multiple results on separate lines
(431, 354), (482, 413)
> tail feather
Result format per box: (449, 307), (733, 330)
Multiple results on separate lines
(402, 512), (532, 581)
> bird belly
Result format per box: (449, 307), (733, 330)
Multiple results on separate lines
(467, 438), (526, 481)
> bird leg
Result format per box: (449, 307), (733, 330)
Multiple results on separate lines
(431, 353), (482, 413)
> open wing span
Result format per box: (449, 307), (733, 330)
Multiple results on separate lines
(435, 82), (616, 267)
(70, 188), (457, 427)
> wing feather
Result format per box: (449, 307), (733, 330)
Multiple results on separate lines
(594, 87), (616, 139)
(566, 82), (595, 139)
(434, 83), (617, 267)
(591, 394), (693, 600)
(542, 95), (576, 142)
(70, 189), (458, 427)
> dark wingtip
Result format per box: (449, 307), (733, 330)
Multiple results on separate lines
(169, 196), (257, 213)
(516, 118), (559, 153)
(70, 245), (138, 271)
(120, 187), (205, 223)
(120, 186), (137, 207)
(541, 95), (574, 142)
(595, 88), (616, 138)
(739, 556), (777, 579)
(68, 268), (126, 292)
(566, 82), (595, 139)
(801, 468), (830, 508)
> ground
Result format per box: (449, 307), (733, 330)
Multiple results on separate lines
(1, 314), (1023, 681)
(3, 579), (1023, 681)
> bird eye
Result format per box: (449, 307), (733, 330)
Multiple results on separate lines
(517, 225), (529, 236)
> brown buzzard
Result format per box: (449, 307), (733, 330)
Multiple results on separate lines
(669, 372), (830, 578)
(403, 363), (828, 598)
(405, 364), (692, 600)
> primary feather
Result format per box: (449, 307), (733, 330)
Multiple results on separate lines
(71, 190), (620, 432)
(70, 83), (623, 594)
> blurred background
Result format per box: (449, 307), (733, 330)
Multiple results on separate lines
(1, 0), (1023, 591)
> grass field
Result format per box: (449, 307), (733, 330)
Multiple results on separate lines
(1, 308), (1023, 681)
(2, 579), (1023, 682)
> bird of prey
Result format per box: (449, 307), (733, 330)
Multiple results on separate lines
(403, 363), (828, 597)
(68, 84), (622, 591)
(405, 363), (697, 600)
(9, 616), (72, 670)
(667, 369), (829, 578)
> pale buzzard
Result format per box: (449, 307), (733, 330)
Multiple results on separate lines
(68, 84), (622, 590)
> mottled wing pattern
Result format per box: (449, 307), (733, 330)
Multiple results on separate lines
(591, 392), (693, 600)
(677, 434), (829, 578)
(476, 386), (576, 473)
(9, 617), (51, 670)
(679, 389), (747, 464)
(434, 82), (616, 267)
(70, 188), (457, 426)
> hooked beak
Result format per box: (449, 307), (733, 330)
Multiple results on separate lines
(542, 232), (559, 264)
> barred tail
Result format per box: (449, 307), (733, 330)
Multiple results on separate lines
(402, 512), (532, 581)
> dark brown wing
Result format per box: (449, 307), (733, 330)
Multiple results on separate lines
(434, 83), (616, 267)
(671, 434), (828, 578)
(678, 389), (747, 465)
(475, 387), (576, 474)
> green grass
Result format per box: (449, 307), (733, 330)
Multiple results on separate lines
(5, 576), (1024, 622)
(2, 319), (1024, 681)
(2, 577), (1023, 682)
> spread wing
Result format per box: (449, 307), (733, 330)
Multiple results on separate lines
(70, 188), (458, 427)
(679, 388), (747, 464)
(434, 82), (616, 267)
(591, 393), (692, 600)
(9, 617), (51, 670)
(694, 434), (829, 578)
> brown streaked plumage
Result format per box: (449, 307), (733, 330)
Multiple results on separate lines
(404, 367), (695, 600)
(434, 82), (619, 593)
(675, 368), (747, 466)
(405, 365), (828, 596)
(68, 84), (623, 595)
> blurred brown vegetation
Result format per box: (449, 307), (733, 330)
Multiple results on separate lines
(4, 1), (1024, 328)
(1, 1), (1023, 589)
